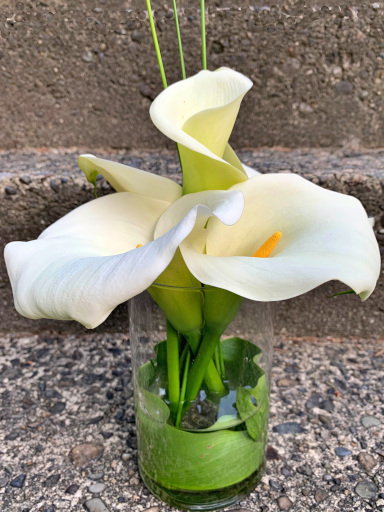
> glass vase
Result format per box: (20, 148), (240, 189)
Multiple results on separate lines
(129, 284), (273, 511)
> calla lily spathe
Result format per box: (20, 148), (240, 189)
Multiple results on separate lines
(150, 67), (252, 194)
(156, 173), (380, 302)
(5, 182), (244, 329)
(4, 68), (380, 329)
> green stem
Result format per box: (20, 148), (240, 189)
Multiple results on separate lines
(204, 362), (225, 395)
(176, 351), (190, 427)
(219, 340), (226, 380)
(200, 0), (207, 69)
(186, 331), (224, 395)
(172, 0), (186, 79)
(186, 328), (225, 403)
(214, 347), (221, 376)
(179, 342), (189, 372)
(145, 0), (168, 89)
(166, 321), (180, 411)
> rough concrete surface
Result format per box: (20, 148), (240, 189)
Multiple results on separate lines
(0, 1), (383, 149)
(0, 333), (383, 512)
(0, 148), (383, 339)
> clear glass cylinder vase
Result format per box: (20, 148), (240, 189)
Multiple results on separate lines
(129, 284), (273, 511)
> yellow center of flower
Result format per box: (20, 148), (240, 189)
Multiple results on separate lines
(253, 232), (282, 258)
(136, 244), (143, 248)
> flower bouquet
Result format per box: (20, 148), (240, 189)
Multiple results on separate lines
(4, 1), (380, 511)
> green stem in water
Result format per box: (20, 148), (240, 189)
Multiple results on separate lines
(214, 346), (221, 376)
(166, 321), (180, 413)
(145, 0), (168, 89)
(200, 0), (207, 69)
(219, 340), (226, 380)
(176, 351), (190, 427)
(179, 342), (189, 373)
(172, 0), (186, 79)
(186, 328), (224, 403)
(186, 331), (225, 395)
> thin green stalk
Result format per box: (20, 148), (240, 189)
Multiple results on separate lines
(167, 321), (180, 412)
(219, 340), (226, 380)
(179, 342), (189, 372)
(186, 331), (224, 395)
(145, 0), (168, 89)
(172, 0), (186, 79)
(174, 328), (223, 394)
(200, 0), (207, 69)
(176, 351), (190, 427)
(186, 328), (225, 402)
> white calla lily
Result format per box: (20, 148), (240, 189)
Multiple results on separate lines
(179, 173), (380, 301)
(4, 189), (244, 329)
(150, 68), (252, 193)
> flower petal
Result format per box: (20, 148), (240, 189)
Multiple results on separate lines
(150, 68), (252, 159)
(150, 68), (251, 193)
(155, 189), (245, 240)
(78, 154), (182, 202)
(242, 163), (261, 178)
(180, 174), (380, 301)
(5, 190), (244, 329)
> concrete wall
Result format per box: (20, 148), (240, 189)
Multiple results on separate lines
(0, 1), (383, 150)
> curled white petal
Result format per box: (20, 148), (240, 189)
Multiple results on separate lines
(181, 174), (380, 301)
(150, 68), (252, 163)
(155, 189), (245, 240)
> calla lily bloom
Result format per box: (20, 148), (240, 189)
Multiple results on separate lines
(150, 67), (253, 193)
(156, 173), (380, 302)
(4, 68), (380, 332)
(4, 179), (244, 329)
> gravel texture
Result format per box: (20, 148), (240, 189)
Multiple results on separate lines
(0, 148), (384, 339)
(0, 2), (383, 149)
(0, 333), (383, 512)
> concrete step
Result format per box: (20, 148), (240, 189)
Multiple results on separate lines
(0, 148), (383, 338)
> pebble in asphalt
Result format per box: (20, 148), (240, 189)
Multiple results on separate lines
(361, 415), (381, 428)
(277, 495), (292, 511)
(84, 498), (109, 512)
(88, 482), (106, 494)
(355, 480), (378, 500)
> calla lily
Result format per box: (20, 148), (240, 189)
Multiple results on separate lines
(154, 172), (380, 302)
(4, 171), (244, 329)
(150, 67), (252, 194)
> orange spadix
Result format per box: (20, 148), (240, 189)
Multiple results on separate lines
(253, 231), (282, 258)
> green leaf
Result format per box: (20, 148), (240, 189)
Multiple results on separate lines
(137, 408), (265, 490)
(139, 388), (171, 424)
(236, 376), (269, 442)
